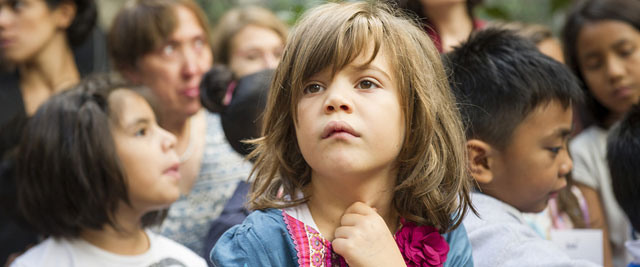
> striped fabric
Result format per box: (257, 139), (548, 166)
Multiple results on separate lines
(283, 211), (347, 267)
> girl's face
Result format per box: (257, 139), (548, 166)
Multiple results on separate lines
(128, 5), (212, 119)
(229, 25), (284, 78)
(295, 47), (405, 180)
(577, 20), (640, 118)
(0, 0), (74, 63)
(109, 89), (181, 213)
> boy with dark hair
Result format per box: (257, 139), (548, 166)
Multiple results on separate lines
(444, 28), (599, 266)
(608, 105), (640, 267)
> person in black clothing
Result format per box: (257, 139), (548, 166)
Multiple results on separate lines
(0, 0), (106, 264)
(199, 66), (273, 263)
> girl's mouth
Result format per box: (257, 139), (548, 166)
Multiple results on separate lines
(322, 121), (360, 139)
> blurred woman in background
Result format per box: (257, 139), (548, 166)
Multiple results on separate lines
(389, 0), (484, 52)
(0, 0), (99, 264)
(211, 6), (287, 78)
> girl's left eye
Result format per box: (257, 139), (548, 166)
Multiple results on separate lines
(357, 80), (379, 90)
(194, 38), (205, 50)
(135, 128), (147, 137)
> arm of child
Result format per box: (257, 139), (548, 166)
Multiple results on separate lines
(210, 224), (272, 267)
(332, 202), (407, 267)
(210, 210), (297, 267)
(576, 183), (613, 267)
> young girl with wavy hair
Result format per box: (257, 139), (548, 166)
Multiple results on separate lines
(211, 2), (473, 266)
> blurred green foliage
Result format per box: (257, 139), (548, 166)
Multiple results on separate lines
(192, 0), (575, 34)
(194, 0), (313, 26)
(476, 0), (574, 33)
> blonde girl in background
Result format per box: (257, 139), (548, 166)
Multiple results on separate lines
(211, 6), (287, 78)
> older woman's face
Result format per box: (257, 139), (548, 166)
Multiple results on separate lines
(129, 5), (212, 119)
(229, 24), (283, 78)
(0, 0), (74, 63)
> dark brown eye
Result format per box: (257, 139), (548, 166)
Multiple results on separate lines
(357, 80), (379, 90)
(303, 83), (324, 94)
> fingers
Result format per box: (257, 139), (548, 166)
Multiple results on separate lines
(331, 236), (352, 260)
(340, 213), (363, 226)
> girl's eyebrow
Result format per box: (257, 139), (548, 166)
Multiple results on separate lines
(351, 64), (392, 81)
(612, 38), (632, 50)
(121, 118), (151, 129)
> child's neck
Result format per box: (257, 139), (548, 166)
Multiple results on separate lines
(305, 169), (398, 241)
(80, 207), (149, 255)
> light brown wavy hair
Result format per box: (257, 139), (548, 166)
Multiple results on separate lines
(248, 1), (473, 232)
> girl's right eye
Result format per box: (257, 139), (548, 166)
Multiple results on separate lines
(162, 44), (176, 57)
(303, 83), (324, 94)
(583, 57), (602, 71)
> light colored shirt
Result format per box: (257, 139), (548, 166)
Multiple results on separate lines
(570, 125), (631, 266)
(11, 230), (206, 267)
(463, 192), (601, 267)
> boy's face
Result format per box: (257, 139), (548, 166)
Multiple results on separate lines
(479, 101), (573, 213)
(294, 46), (405, 181)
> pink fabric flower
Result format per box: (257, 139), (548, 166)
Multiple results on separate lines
(395, 220), (449, 267)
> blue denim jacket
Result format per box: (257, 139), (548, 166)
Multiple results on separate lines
(210, 208), (473, 267)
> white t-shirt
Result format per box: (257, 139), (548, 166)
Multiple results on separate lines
(10, 230), (207, 267)
(463, 193), (600, 267)
(570, 125), (631, 266)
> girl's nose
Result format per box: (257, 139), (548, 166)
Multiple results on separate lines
(324, 87), (353, 114)
(160, 127), (177, 152)
(606, 56), (626, 82)
(263, 53), (279, 70)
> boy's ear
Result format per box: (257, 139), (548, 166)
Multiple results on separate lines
(466, 139), (494, 184)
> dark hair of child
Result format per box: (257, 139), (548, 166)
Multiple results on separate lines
(16, 76), (166, 238)
(607, 104), (640, 232)
(200, 65), (273, 156)
(443, 28), (584, 150)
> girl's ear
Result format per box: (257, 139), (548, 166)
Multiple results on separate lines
(466, 139), (494, 184)
(53, 1), (77, 29)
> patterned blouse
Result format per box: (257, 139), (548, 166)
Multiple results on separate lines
(159, 111), (252, 254)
